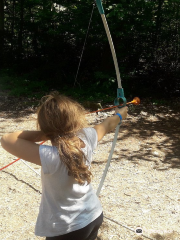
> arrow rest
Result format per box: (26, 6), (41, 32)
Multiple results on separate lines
(114, 88), (127, 108)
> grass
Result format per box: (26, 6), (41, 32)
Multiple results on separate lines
(1, 69), (178, 108)
(0, 70), (116, 104)
(0, 74), (48, 99)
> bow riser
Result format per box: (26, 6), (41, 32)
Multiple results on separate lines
(114, 88), (127, 107)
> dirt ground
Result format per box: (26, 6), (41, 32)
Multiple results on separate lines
(0, 91), (180, 240)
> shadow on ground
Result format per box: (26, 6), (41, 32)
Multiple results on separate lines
(1, 93), (180, 171)
(92, 103), (180, 171)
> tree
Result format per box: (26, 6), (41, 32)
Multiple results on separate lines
(1, 0), (180, 96)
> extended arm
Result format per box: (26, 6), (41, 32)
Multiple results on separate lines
(94, 106), (128, 141)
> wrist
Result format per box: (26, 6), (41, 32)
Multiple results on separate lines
(116, 113), (122, 121)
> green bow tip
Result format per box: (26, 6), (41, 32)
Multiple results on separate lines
(95, 0), (105, 14)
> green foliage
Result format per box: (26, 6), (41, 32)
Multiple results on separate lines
(1, 0), (180, 99)
(61, 84), (114, 103)
(152, 99), (169, 106)
(10, 79), (48, 98)
(0, 70), (48, 98)
(94, 71), (116, 92)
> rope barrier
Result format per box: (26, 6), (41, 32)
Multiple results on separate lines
(0, 158), (20, 171)
(104, 216), (154, 240)
(20, 159), (41, 176)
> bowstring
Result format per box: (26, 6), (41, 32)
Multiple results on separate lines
(74, 3), (95, 87)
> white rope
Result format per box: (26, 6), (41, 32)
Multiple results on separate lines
(104, 215), (154, 240)
(20, 159), (41, 176)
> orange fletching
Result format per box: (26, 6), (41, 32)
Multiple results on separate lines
(132, 97), (140, 105)
(127, 97), (140, 105)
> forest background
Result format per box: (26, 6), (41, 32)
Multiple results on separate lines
(0, 0), (180, 103)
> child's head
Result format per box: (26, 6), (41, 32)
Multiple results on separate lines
(37, 92), (87, 141)
(37, 92), (91, 185)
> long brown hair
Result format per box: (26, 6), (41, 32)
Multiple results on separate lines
(37, 92), (92, 185)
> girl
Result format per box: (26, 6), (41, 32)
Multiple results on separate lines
(1, 92), (128, 240)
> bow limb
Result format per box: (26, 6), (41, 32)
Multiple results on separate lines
(96, 123), (121, 197)
(101, 15), (122, 88)
(95, 0), (126, 196)
(95, 0), (122, 88)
